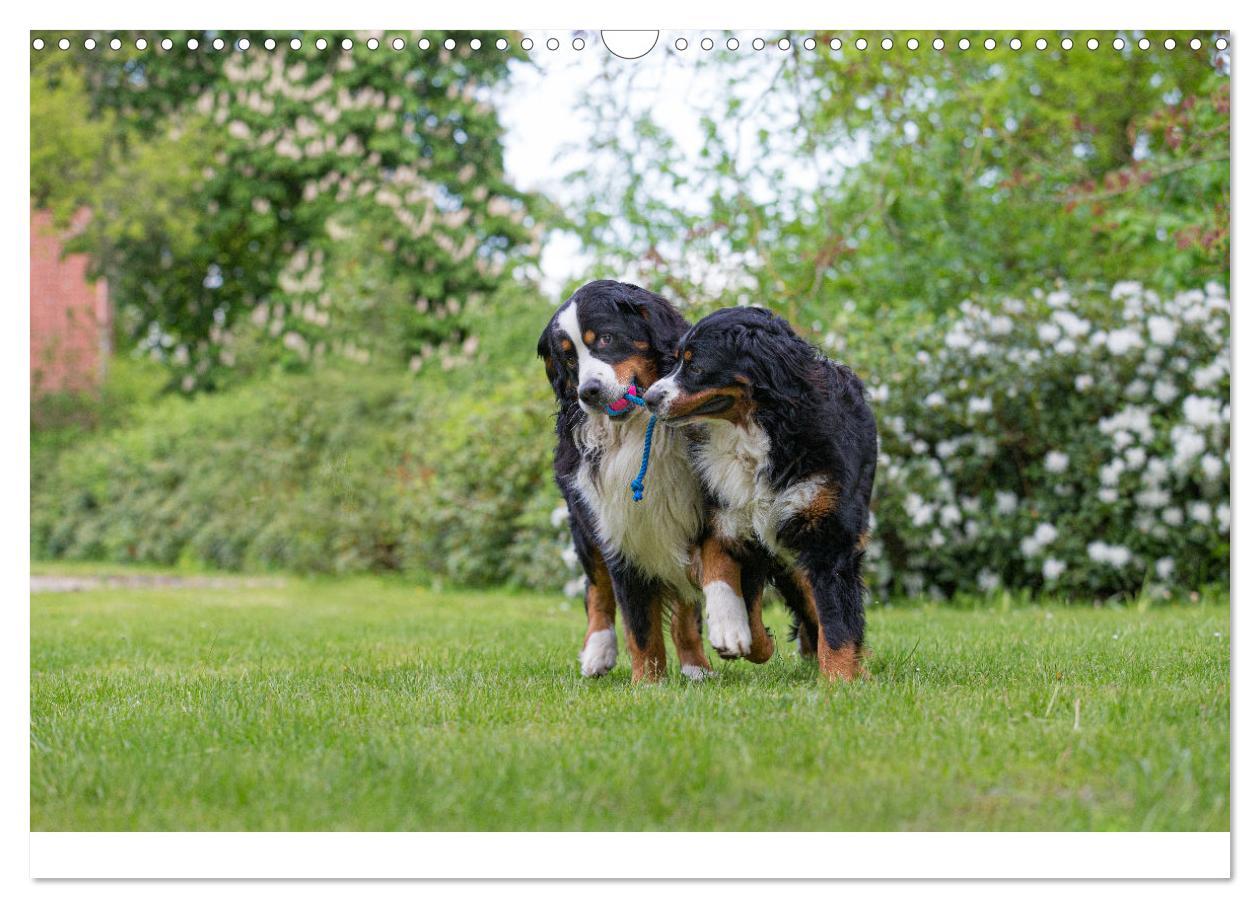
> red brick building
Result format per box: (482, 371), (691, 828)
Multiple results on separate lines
(30, 208), (110, 397)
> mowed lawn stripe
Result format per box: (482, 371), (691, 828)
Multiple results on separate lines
(31, 576), (1229, 831)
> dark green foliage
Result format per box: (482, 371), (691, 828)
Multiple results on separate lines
(31, 290), (570, 587)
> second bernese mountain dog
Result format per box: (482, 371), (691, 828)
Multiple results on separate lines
(537, 280), (763, 682)
(643, 306), (879, 681)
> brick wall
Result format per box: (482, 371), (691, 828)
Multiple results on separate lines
(30, 208), (110, 396)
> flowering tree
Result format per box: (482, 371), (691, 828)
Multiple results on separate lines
(856, 281), (1229, 600)
(32, 31), (539, 389)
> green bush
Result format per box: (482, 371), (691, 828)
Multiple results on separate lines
(849, 282), (1230, 600)
(32, 358), (571, 589)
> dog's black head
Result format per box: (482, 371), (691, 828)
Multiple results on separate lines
(536, 280), (690, 418)
(643, 306), (819, 423)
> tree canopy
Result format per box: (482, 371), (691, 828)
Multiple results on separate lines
(563, 31), (1229, 337)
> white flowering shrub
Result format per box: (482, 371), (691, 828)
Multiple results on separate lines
(858, 282), (1229, 600)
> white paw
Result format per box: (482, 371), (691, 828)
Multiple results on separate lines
(704, 581), (751, 657)
(579, 628), (618, 677)
(680, 664), (715, 681)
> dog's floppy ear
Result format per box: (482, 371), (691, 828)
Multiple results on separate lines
(537, 322), (567, 401)
(737, 313), (821, 402)
(632, 290), (690, 353)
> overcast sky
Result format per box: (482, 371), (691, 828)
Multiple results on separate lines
(499, 32), (811, 299)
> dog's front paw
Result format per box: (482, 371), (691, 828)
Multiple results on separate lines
(579, 628), (618, 677)
(704, 582), (752, 658)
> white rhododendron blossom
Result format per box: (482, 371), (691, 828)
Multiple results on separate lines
(1105, 328), (1143, 356)
(1153, 380), (1178, 404)
(1183, 395), (1223, 428)
(977, 569), (1001, 592)
(1088, 541), (1133, 568)
(850, 282), (1229, 599)
(968, 396), (993, 415)
(1147, 315), (1178, 346)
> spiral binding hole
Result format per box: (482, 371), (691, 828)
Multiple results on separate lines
(28, 31), (1229, 60)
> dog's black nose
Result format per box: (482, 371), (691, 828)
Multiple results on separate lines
(578, 380), (604, 406)
(642, 386), (664, 411)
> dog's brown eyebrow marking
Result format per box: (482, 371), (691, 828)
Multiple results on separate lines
(683, 349), (693, 361)
(614, 354), (658, 388)
(633, 340), (649, 351)
(560, 338), (574, 352)
(583, 329), (596, 345)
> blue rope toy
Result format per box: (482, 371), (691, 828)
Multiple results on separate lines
(605, 386), (657, 502)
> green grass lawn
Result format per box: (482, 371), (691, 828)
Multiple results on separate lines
(30, 571), (1229, 831)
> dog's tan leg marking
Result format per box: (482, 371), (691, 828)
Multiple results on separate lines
(579, 555), (619, 677)
(699, 537), (752, 659)
(785, 568), (820, 659)
(744, 582), (775, 664)
(818, 639), (866, 682)
(698, 538), (773, 663)
(669, 597), (714, 680)
(626, 597), (667, 683)
(701, 538), (775, 663)
(796, 568), (866, 681)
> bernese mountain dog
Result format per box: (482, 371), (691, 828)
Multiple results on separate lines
(642, 306), (879, 681)
(537, 281), (761, 682)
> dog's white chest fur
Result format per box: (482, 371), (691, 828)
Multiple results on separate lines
(694, 421), (823, 557)
(575, 414), (703, 598)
